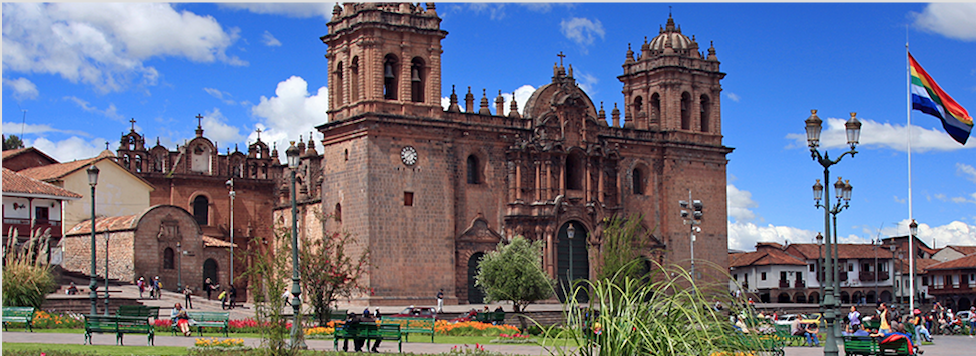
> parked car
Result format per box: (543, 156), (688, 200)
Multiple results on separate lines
(956, 310), (972, 323)
(391, 306), (438, 319)
(774, 314), (799, 325)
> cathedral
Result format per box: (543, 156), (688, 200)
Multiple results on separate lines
(309, 3), (733, 306)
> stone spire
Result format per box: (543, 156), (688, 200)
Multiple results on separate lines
(707, 41), (718, 61)
(464, 86), (474, 113)
(478, 89), (491, 115)
(447, 85), (461, 112)
(297, 134), (306, 156)
(625, 43), (635, 64)
(599, 102), (606, 121)
(508, 92), (520, 119)
(611, 103), (620, 127)
(494, 90), (505, 116)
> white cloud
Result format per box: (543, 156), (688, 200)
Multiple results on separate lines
(727, 221), (817, 251)
(26, 136), (107, 162)
(204, 87), (238, 105)
(560, 17), (605, 53)
(63, 96), (123, 121)
(958, 163), (976, 183)
(2, 3), (245, 93)
(201, 108), (244, 145)
(785, 116), (976, 152)
(3, 77), (39, 100)
(500, 85), (537, 116)
(882, 219), (976, 248)
(250, 76), (329, 161)
(911, 3), (976, 41)
(1, 122), (89, 137)
(219, 3), (334, 20)
(469, 3), (506, 20)
(262, 31), (282, 47)
(575, 71), (599, 96)
(725, 92), (741, 103)
(727, 184), (759, 223)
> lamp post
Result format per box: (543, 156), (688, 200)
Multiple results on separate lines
(873, 238), (879, 304)
(567, 223), (575, 287)
(177, 242), (182, 292)
(104, 233), (110, 315)
(805, 109), (861, 356)
(909, 220), (918, 307)
(226, 179), (235, 286)
(890, 244), (898, 306)
(286, 142), (306, 349)
(87, 164), (99, 316)
(817, 232), (824, 312)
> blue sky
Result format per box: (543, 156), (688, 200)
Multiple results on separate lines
(4, 3), (975, 251)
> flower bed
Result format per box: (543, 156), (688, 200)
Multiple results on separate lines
(189, 337), (251, 352)
(435, 321), (519, 337)
(489, 333), (537, 344)
(30, 310), (84, 329)
(305, 326), (335, 339)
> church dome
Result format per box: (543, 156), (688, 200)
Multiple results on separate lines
(648, 15), (694, 51)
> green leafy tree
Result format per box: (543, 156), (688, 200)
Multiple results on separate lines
(3, 227), (58, 308)
(475, 235), (555, 330)
(597, 214), (653, 284)
(3, 135), (25, 151)
(298, 216), (370, 326)
(240, 223), (304, 356)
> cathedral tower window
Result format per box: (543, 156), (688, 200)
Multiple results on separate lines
(163, 248), (175, 269)
(632, 165), (647, 195)
(193, 195), (209, 226)
(466, 155), (481, 184)
(335, 61), (344, 105)
(384, 54), (399, 100)
(123, 155), (131, 169)
(411, 57), (426, 103)
(700, 94), (711, 132)
(651, 93), (661, 123)
(633, 96), (643, 115)
(681, 92), (691, 130)
(334, 203), (342, 222)
(134, 156), (142, 172)
(565, 151), (584, 190)
(350, 57), (360, 101)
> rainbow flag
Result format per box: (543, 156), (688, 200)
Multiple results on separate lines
(909, 52), (973, 145)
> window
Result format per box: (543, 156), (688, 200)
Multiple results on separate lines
(335, 61), (344, 105)
(632, 168), (644, 195)
(34, 206), (49, 224)
(780, 271), (787, 281)
(699, 94), (710, 132)
(922, 276), (929, 286)
(466, 155), (480, 184)
(809, 264), (815, 272)
(796, 273), (803, 282)
(404, 192), (414, 206)
(680, 92), (691, 130)
(163, 248), (175, 269)
(383, 55), (398, 100)
(410, 57), (425, 103)
(633, 96), (643, 115)
(733, 274), (738, 281)
(334, 203), (342, 222)
(848, 263), (854, 272)
(351, 57), (360, 101)
(761, 272), (767, 281)
(863, 263), (871, 272)
(565, 151), (583, 190)
(650, 93), (661, 123)
(193, 195), (209, 226)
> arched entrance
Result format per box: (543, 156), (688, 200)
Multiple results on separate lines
(809, 292), (820, 305)
(879, 291), (892, 303)
(866, 291), (877, 304)
(203, 258), (219, 286)
(557, 221), (589, 302)
(778, 293), (792, 303)
(958, 297), (972, 311)
(795, 294), (807, 303)
(841, 291), (850, 304)
(467, 252), (486, 304)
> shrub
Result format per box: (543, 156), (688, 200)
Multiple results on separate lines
(2, 228), (58, 308)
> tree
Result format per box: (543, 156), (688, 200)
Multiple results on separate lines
(240, 224), (304, 355)
(3, 135), (25, 151)
(597, 214), (653, 284)
(475, 235), (555, 330)
(298, 219), (370, 326)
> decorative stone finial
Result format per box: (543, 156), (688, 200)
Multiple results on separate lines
(464, 86), (475, 113)
(479, 89), (491, 115)
(448, 85), (461, 112)
(508, 92), (520, 119)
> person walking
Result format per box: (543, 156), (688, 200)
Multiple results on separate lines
(183, 285), (194, 309)
(218, 289), (228, 310)
(970, 306), (976, 338)
(137, 277), (146, 299)
(228, 285), (237, 309)
(152, 276), (161, 300)
(204, 278), (215, 300)
(436, 289), (444, 313)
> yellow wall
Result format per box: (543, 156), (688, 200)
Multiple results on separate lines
(62, 159), (153, 231)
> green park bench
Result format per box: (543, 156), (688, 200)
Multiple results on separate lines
(84, 314), (154, 346)
(170, 311), (229, 336)
(382, 317), (435, 342)
(117, 305), (160, 321)
(842, 335), (914, 356)
(334, 322), (402, 353)
(2, 307), (35, 332)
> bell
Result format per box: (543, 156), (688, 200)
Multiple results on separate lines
(411, 67), (421, 82)
(384, 63), (395, 79)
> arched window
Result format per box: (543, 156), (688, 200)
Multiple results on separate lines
(334, 203), (342, 222)
(466, 155), (480, 184)
(163, 248), (175, 269)
(410, 57), (425, 103)
(632, 167), (645, 195)
(700, 94), (711, 132)
(650, 93), (661, 123)
(335, 61), (344, 105)
(123, 155), (131, 169)
(633, 96), (643, 115)
(134, 156), (142, 172)
(681, 92), (691, 130)
(383, 54), (398, 100)
(193, 195), (209, 226)
(565, 151), (583, 190)
(350, 57), (360, 101)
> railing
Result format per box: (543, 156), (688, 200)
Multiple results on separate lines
(779, 280), (789, 288)
(1, 218), (62, 237)
(795, 280), (806, 288)
(859, 271), (889, 282)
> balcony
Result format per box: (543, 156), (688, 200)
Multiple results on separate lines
(927, 284), (972, 295)
(1, 218), (62, 238)
(779, 280), (789, 288)
(795, 280), (806, 288)
(859, 271), (889, 282)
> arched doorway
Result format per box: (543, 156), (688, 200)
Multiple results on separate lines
(851, 291), (862, 305)
(958, 297), (972, 311)
(795, 294), (807, 303)
(879, 291), (892, 303)
(866, 291), (877, 304)
(778, 293), (792, 303)
(809, 292), (820, 305)
(557, 221), (589, 302)
(203, 258), (219, 287)
(467, 252), (486, 304)
(841, 291), (850, 304)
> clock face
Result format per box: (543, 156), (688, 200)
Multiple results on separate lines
(401, 146), (418, 166)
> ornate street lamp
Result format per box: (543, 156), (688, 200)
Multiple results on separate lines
(226, 179), (235, 285)
(104, 233), (110, 315)
(910, 219), (919, 307)
(286, 142), (306, 349)
(816, 232), (824, 312)
(87, 164), (99, 316)
(567, 223), (575, 287)
(890, 244), (898, 306)
(805, 110), (861, 356)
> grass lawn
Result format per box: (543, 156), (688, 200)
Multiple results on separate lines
(2, 343), (189, 355)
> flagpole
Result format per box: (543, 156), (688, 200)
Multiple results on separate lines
(906, 35), (916, 314)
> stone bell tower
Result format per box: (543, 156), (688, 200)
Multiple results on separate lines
(322, 3), (447, 122)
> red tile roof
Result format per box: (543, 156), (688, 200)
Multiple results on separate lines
(65, 215), (139, 236)
(17, 150), (115, 182)
(927, 254), (976, 271)
(202, 235), (237, 248)
(913, 258), (941, 273)
(786, 243), (894, 260)
(2, 168), (82, 199)
(945, 245), (976, 256)
(730, 248), (806, 268)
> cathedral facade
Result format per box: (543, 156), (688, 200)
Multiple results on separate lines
(311, 3), (733, 306)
